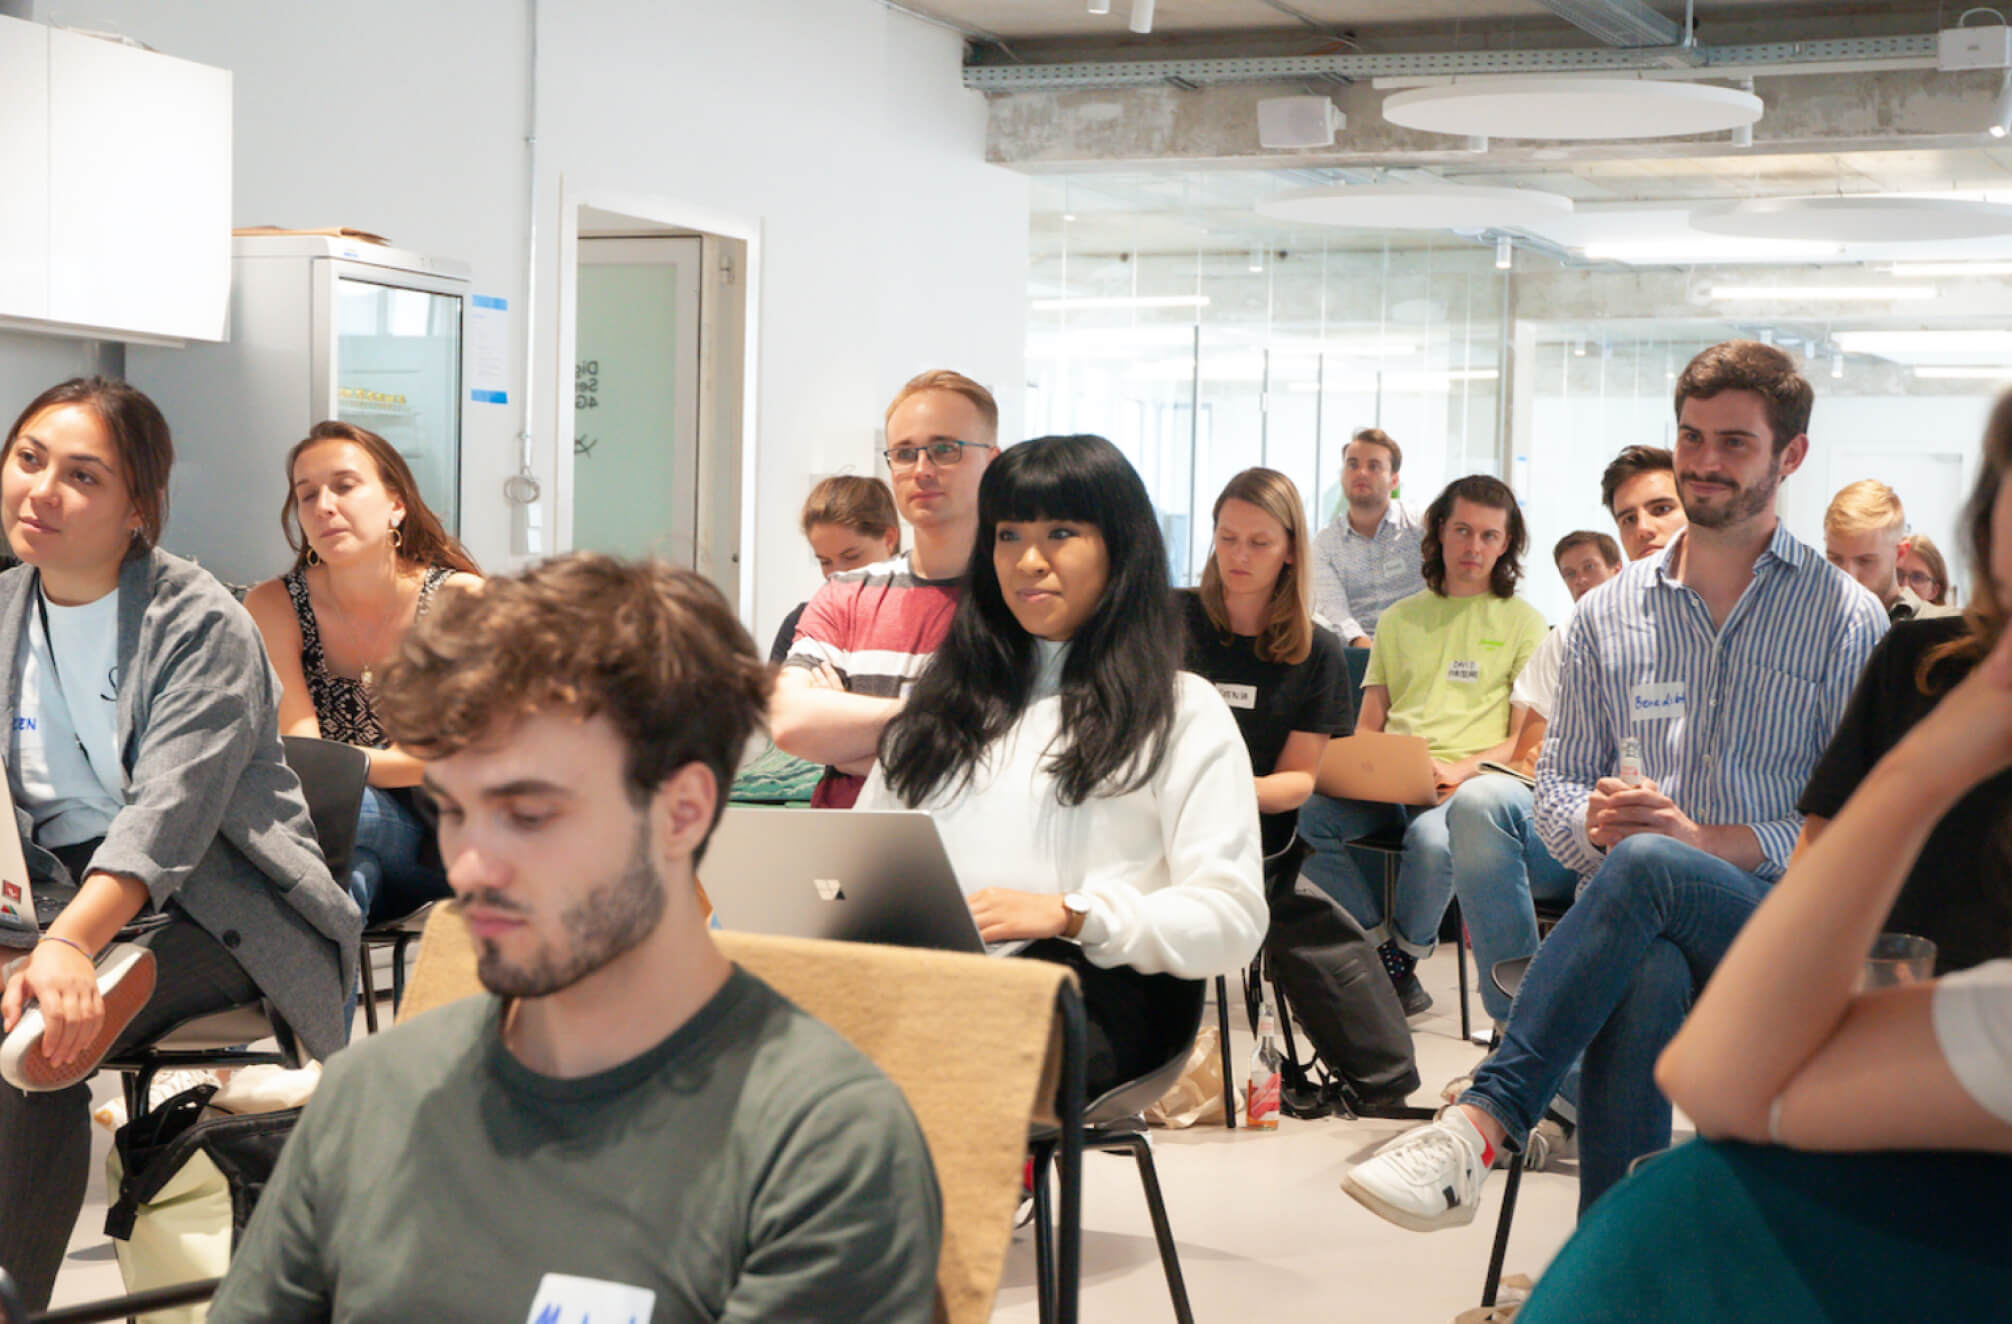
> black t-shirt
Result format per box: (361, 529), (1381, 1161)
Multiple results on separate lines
(1181, 592), (1354, 856)
(1798, 616), (2012, 973)
(769, 601), (808, 665)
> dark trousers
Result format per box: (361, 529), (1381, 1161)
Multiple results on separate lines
(0, 914), (258, 1311)
(1019, 939), (1165, 1102)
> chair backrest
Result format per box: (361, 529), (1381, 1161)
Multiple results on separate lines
(1081, 974), (1205, 1122)
(399, 906), (1072, 1324)
(281, 735), (371, 883)
(1342, 644), (1372, 712)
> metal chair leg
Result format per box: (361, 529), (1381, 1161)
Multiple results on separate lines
(390, 933), (413, 1013)
(1030, 1140), (1056, 1324)
(1455, 902), (1473, 1043)
(358, 943), (380, 1035)
(1116, 1133), (1195, 1324)
(1482, 1145), (1528, 1308)
(1213, 975), (1236, 1129)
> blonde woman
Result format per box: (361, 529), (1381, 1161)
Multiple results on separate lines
(244, 422), (479, 923)
(1184, 468), (1351, 859)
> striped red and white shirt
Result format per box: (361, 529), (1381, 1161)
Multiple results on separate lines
(782, 553), (961, 807)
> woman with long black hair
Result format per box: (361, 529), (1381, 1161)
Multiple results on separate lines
(859, 434), (1266, 1095)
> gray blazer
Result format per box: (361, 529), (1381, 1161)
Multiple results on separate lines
(1, 548), (360, 1060)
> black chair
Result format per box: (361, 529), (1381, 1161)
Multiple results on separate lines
(357, 903), (436, 1034)
(0, 1273), (220, 1323)
(101, 736), (369, 1119)
(1028, 976), (1206, 1324)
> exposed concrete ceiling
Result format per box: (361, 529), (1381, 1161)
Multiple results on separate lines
(910, 0), (1872, 43)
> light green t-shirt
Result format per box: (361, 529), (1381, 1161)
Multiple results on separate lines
(1362, 589), (1547, 760)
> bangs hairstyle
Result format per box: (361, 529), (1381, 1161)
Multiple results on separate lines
(1200, 467), (1314, 664)
(5, 377), (172, 551)
(373, 554), (769, 859)
(878, 434), (1179, 808)
(281, 421), (480, 576)
(1421, 474), (1527, 598)
(1921, 390), (2012, 694)
(1907, 532), (1951, 605)
(1674, 340), (1812, 454)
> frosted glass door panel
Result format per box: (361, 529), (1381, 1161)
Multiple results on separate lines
(335, 278), (462, 533)
(572, 236), (702, 564)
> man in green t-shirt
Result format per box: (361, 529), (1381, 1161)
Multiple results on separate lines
(211, 556), (942, 1324)
(1298, 475), (1547, 1014)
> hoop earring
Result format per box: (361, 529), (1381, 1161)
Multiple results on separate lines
(305, 546), (320, 567)
(390, 524), (404, 551)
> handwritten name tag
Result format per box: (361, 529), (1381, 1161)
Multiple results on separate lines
(1447, 660), (1481, 684)
(1630, 682), (1688, 721)
(1215, 682), (1258, 710)
(525, 1273), (656, 1324)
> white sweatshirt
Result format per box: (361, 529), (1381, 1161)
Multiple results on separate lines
(858, 641), (1267, 980)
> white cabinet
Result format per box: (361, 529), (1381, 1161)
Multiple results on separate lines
(0, 19), (50, 321)
(0, 15), (230, 344)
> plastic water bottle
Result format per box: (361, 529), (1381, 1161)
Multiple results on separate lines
(1617, 736), (1644, 787)
(1246, 999), (1283, 1131)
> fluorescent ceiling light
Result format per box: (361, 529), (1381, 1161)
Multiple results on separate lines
(1887, 261), (2012, 276)
(1029, 295), (1210, 312)
(1707, 285), (1936, 301)
(1693, 196), (2012, 243)
(1833, 330), (2012, 355)
(1583, 239), (1843, 263)
(1915, 366), (2012, 379)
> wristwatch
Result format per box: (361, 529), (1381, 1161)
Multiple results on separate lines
(1060, 892), (1092, 942)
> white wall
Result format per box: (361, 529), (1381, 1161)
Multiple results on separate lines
(19, 0), (1026, 641)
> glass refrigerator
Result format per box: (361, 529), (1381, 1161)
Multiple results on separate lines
(130, 234), (469, 587)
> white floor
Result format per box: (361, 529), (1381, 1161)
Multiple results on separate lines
(49, 948), (1589, 1322)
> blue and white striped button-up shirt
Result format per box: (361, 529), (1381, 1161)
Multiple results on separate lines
(1534, 522), (1887, 881)
(1310, 501), (1426, 641)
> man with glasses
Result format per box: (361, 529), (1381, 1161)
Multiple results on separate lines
(771, 370), (999, 806)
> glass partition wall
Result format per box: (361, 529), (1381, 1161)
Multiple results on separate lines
(1027, 186), (2002, 623)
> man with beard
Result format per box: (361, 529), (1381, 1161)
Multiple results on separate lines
(1310, 427), (1424, 646)
(212, 556), (942, 1323)
(1343, 341), (1886, 1230)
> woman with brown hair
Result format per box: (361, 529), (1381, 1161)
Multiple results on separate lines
(244, 421), (480, 923)
(1899, 530), (1953, 606)
(768, 475), (900, 663)
(0, 380), (354, 1313)
(1184, 467), (1351, 858)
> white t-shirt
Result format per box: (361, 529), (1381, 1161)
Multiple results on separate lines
(856, 641), (1267, 981)
(1932, 958), (2012, 1126)
(9, 588), (123, 848)
(1510, 621), (1566, 720)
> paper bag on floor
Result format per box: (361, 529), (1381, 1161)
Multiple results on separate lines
(1145, 1023), (1233, 1128)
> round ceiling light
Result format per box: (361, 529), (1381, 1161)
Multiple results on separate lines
(1690, 196), (2012, 243)
(1384, 77), (1762, 141)
(1256, 183), (1573, 230)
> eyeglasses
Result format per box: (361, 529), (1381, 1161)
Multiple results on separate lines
(882, 440), (993, 471)
(1899, 568), (1941, 594)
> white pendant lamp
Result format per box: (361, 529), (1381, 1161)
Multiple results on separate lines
(1384, 77), (1762, 141)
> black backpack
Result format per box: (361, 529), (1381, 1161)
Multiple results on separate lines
(1254, 839), (1423, 1120)
(105, 1083), (302, 1247)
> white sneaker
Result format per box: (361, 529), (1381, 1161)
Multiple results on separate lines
(0, 942), (157, 1092)
(1341, 1108), (1495, 1232)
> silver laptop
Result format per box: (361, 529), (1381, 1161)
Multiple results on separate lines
(0, 769), (37, 930)
(702, 807), (1022, 957)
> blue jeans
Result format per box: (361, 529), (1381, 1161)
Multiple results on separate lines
(1296, 792), (1453, 956)
(1458, 833), (1768, 1214)
(348, 787), (451, 925)
(1445, 776), (1581, 1023)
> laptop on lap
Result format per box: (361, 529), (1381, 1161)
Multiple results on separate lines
(702, 807), (1024, 957)
(1315, 732), (1441, 806)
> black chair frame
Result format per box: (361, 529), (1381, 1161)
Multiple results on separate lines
(1028, 978), (1187, 1324)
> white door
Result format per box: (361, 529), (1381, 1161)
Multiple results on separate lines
(572, 236), (703, 564)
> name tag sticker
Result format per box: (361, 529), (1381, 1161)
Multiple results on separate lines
(525, 1273), (656, 1324)
(1630, 682), (1688, 721)
(1215, 682), (1258, 710)
(1447, 660), (1481, 684)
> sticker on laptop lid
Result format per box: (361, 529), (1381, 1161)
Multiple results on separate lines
(525, 1273), (656, 1324)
